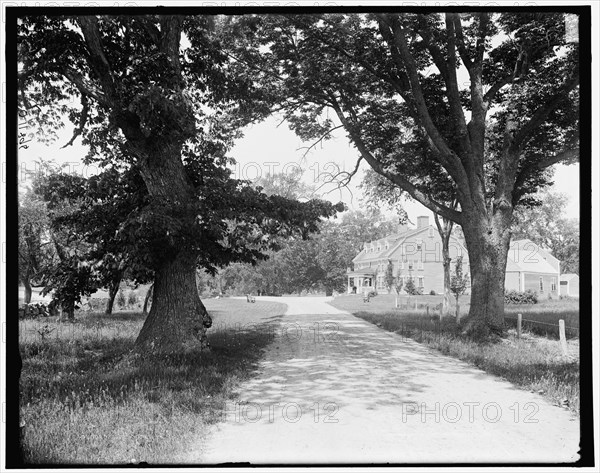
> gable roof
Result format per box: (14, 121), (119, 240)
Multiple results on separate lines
(560, 273), (579, 281)
(506, 239), (559, 274)
(352, 225), (467, 264)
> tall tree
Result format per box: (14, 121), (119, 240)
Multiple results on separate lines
(227, 12), (580, 337)
(18, 15), (342, 353)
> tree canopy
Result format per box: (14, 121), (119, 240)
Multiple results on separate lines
(223, 11), (581, 337)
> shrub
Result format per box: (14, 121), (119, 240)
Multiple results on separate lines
(404, 279), (422, 296)
(367, 290), (378, 298)
(429, 290), (437, 296)
(19, 302), (51, 319)
(127, 290), (139, 307)
(504, 289), (538, 304)
(116, 290), (127, 309)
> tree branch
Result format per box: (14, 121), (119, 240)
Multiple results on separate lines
(328, 95), (463, 224)
(62, 95), (89, 148)
(62, 68), (109, 106)
(296, 125), (344, 158)
(512, 147), (579, 203)
(511, 73), (579, 152)
(76, 16), (117, 104)
(450, 14), (473, 72)
(443, 14), (471, 153)
(380, 14), (465, 176)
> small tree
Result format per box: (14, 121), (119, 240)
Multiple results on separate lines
(450, 256), (469, 322)
(404, 278), (422, 296)
(394, 272), (404, 295)
(385, 260), (395, 294)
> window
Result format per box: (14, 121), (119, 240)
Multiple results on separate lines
(418, 276), (424, 288)
(551, 277), (557, 292)
(416, 239), (422, 251)
(408, 260), (414, 270)
(428, 227), (434, 237)
(400, 261), (405, 270)
(539, 277), (544, 292)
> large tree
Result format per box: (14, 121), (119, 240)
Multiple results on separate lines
(226, 12), (580, 337)
(17, 14), (342, 353)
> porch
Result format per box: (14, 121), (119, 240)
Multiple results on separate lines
(346, 270), (376, 295)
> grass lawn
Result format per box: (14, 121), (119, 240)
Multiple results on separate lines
(19, 298), (285, 465)
(328, 294), (580, 416)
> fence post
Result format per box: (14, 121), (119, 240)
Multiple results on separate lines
(559, 319), (569, 356)
(415, 298), (418, 310)
(395, 296), (398, 308)
(427, 305), (430, 318)
(517, 313), (522, 339)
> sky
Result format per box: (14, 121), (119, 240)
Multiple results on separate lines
(18, 112), (581, 224)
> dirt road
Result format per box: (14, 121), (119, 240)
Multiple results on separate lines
(191, 297), (579, 464)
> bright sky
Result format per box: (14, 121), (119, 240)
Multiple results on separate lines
(18, 111), (580, 223)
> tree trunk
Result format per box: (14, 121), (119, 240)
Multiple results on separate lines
(434, 212), (454, 319)
(461, 218), (511, 339)
(60, 301), (75, 322)
(442, 250), (452, 318)
(143, 283), (154, 315)
(22, 277), (33, 304)
(105, 275), (122, 315)
(325, 286), (333, 297)
(134, 254), (212, 354)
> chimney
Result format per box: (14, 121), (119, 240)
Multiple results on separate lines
(417, 216), (430, 229)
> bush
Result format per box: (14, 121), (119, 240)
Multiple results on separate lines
(367, 290), (378, 298)
(127, 290), (139, 307)
(404, 279), (423, 296)
(116, 290), (127, 309)
(429, 290), (437, 296)
(19, 302), (51, 319)
(504, 289), (538, 304)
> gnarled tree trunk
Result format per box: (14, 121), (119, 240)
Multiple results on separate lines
(143, 283), (154, 315)
(129, 142), (211, 354)
(461, 215), (512, 338)
(134, 254), (211, 354)
(22, 275), (33, 304)
(60, 301), (75, 322)
(105, 274), (122, 315)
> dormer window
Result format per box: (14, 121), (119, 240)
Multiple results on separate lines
(416, 239), (423, 251)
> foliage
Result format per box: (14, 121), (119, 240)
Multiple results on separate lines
(19, 302), (52, 319)
(504, 289), (538, 305)
(404, 278), (423, 296)
(225, 12), (580, 335)
(116, 290), (127, 309)
(384, 260), (395, 293)
(450, 256), (469, 300)
(18, 189), (53, 292)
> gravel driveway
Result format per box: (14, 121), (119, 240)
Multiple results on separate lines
(190, 297), (579, 464)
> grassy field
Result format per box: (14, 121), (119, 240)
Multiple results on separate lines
(332, 293), (579, 335)
(328, 294), (580, 416)
(19, 298), (286, 465)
